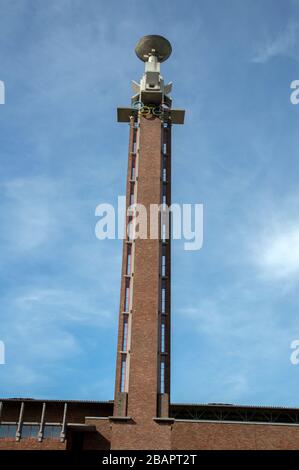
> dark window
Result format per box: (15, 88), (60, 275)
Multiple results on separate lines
(0, 424), (17, 438)
(122, 317), (128, 351)
(162, 167), (167, 182)
(124, 278), (130, 312)
(127, 216), (133, 240)
(161, 223), (166, 242)
(160, 361), (165, 393)
(21, 424), (39, 439)
(130, 191), (134, 206)
(120, 355), (127, 392)
(161, 254), (166, 276)
(161, 320), (166, 353)
(162, 154), (167, 182)
(131, 155), (136, 179)
(43, 425), (61, 439)
(161, 280), (166, 313)
(162, 183), (167, 205)
(126, 245), (132, 275)
(161, 245), (166, 277)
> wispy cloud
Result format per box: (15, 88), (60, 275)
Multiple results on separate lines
(175, 280), (299, 405)
(14, 287), (111, 325)
(252, 21), (299, 63)
(0, 284), (115, 396)
(252, 224), (299, 280)
(0, 173), (120, 396)
(242, 191), (299, 283)
(173, 189), (299, 405)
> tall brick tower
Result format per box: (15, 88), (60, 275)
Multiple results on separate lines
(111, 35), (185, 449)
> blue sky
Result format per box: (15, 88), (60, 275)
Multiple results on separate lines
(1, 0), (299, 407)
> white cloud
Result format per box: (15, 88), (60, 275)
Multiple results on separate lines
(14, 287), (111, 325)
(252, 21), (299, 63)
(180, 286), (283, 363)
(222, 374), (249, 397)
(254, 225), (299, 280)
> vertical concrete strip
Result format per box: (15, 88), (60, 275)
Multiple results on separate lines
(16, 401), (24, 441)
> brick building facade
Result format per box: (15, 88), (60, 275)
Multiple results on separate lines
(1, 398), (299, 450)
(1, 35), (298, 450)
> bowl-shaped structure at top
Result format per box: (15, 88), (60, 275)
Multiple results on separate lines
(135, 35), (172, 62)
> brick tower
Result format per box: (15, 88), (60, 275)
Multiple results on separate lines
(110, 35), (185, 449)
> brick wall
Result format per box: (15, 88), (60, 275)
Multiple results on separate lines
(111, 420), (171, 450)
(171, 421), (299, 450)
(126, 115), (162, 421)
(0, 439), (66, 450)
(84, 418), (111, 450)
(2, 407), (299, 449)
